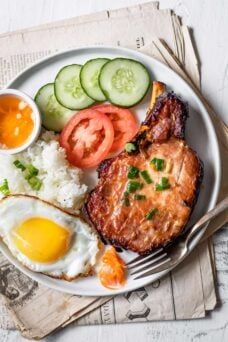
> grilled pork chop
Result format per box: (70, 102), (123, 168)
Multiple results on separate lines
(85, 93), (203, 254)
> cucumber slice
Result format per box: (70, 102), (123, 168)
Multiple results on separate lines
(99, 58), (150, 107)
(35, 83), (75, 132)
(54, 64), (95, 110)
(80, 58), (109, 101)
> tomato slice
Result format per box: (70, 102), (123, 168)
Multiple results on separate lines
(92, 104), (138, 152)
(60, 109), (114, 168)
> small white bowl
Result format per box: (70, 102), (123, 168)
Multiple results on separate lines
(0, 89), (41, 154)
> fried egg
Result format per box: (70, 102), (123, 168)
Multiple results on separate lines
(0, 195), (101, 280)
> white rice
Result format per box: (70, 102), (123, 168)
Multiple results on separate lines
(0, 131), (87, 212)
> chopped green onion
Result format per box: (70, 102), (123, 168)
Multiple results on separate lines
(28, 176), (42, 191)
(151, 157), (165, 171)
(121, 191), (130, 206)
(25, 164), (39, 181)
(145, 208), (158, 220)
(140, 170), (153, 184)
(125, 143), (137, 153)
(155, 177), (171, 191)
(13, 160), (26, 171)
(13, 160), (42, 191)
(126, 181), (143, 193)
(122, 197), (130, 206)
(0, 179), (10, 196)
(127, 166), (139, 179)
(134, 194), (146, 200)
(26, 164), (39, 178)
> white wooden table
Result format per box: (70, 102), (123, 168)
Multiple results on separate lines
(0, 1), (227, 341)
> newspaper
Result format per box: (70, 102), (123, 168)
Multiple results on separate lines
(0, 7), (187, 88)
(0, 2), (226, 339)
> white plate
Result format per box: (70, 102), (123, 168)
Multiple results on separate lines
(0, 46), (221, 296)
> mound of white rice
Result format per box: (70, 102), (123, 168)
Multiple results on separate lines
(0, 131), (87, 212)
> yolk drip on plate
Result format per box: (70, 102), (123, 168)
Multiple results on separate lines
(0, 95), (34, 149)
(11, 217), (72, 263)
(98, 246), (126, 289)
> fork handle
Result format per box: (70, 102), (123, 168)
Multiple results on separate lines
(186, 197), (228, 245)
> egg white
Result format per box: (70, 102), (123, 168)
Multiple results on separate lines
(0, 195), (101, 280)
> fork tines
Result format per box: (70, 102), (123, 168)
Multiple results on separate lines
(126, 247), (171, 280)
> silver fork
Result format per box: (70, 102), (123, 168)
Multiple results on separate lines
(127, 197), (228, 280)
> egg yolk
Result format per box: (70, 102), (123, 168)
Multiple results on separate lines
(11, 217), (72, 263)
(0, 95), (34, 149)
(98, 246), (126, 289)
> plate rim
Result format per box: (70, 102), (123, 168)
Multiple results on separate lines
(1, 45), (221, 296)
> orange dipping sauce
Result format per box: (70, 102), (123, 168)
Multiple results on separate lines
(0, 95), (34, 149)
